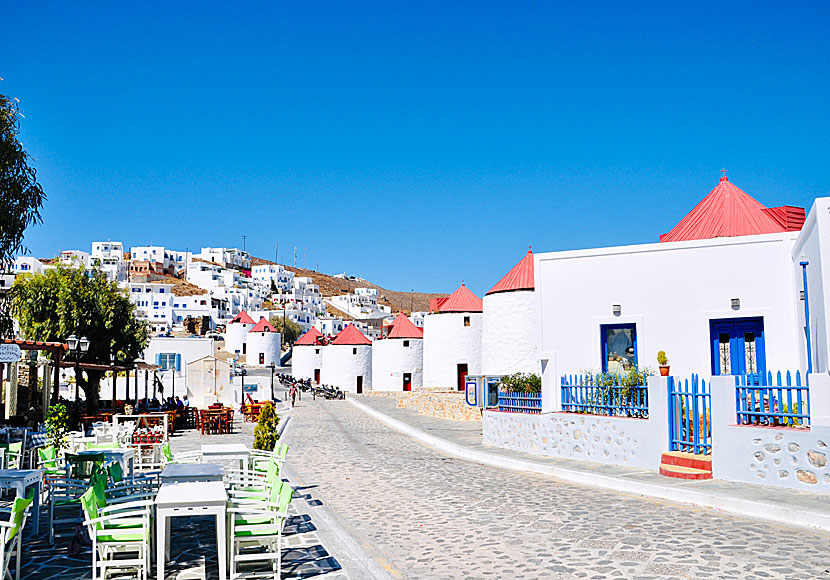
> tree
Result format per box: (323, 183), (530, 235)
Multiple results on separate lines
(11, 264), (149, 412)
(0, 94), (46, 337)
(269, 316), (302, 344)
(270, 279), (277, 293)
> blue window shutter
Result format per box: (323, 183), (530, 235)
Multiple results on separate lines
(155, 353), (161, 367)
(175, 353), (181, 372)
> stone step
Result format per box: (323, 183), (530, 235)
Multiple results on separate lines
(659, 463), (713, 480)
(661, 450), (712, 471)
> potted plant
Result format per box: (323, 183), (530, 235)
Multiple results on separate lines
(657, 350), (670, 376)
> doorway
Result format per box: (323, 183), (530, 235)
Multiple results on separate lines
(457, 363), (468, 392)
(356, 376), (363, 394)
(258, 353), (264, 365)
(314, 369), (320, 384)
(403, 373), (412, 392)
(710, 317), (766, 379)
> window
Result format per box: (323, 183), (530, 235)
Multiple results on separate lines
(463, 316), (470, 327)
(403, 340), (410, 347)
(601, 323), (637, 373)
(353, 348), (357, 355)
(159, 288), (165, 293)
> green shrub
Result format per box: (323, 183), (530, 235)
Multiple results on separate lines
(657, 350), (668, 365)
(46, 403), (69, 452)
(253, 402), (280, 451)
(497, 373), (542, 394)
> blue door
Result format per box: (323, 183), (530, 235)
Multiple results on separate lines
(601, 323), (637, 374)
(709, 317), (765, 379)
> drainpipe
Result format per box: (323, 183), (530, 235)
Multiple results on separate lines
(800, 261), (813, 375)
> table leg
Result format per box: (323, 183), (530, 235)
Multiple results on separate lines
(165, 516), (171, 560)
(156, 512), (166, 580)
(216, 509), (227, 580)
(31, 482), (40, 535)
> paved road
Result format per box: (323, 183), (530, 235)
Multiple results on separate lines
(283, 399), (830, 580)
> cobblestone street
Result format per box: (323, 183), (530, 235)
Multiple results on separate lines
(283, 398), (830, 580)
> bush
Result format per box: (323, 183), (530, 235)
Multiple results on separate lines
(46, 403), (69, 452)
(253, 402), (280, 451)
(497, 373), (541, 394)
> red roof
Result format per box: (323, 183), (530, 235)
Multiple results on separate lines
(486, 248), (534, 295)
(331, 323), (371, 346)
(660, 174), (806, 243)
(294, 327), (324, 346)
(229, 311), (255, 324)
(434, 283), (483, 313)
(386, 313), (424, 339)
(249, 317), (276, 333)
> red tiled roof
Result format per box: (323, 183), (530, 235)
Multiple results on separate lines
(660, 174), (805, 243)
(294, 327), (324, 346)
(433, 283), (483, 313)
(486, 248), (534, 295)
(249, 317), (276, 333)
(386, 313), (423, 339)
(331, 323), (371, 346)
(229, 311), (255, 324)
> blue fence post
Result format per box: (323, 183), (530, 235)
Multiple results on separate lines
(667, 376), (675, 452)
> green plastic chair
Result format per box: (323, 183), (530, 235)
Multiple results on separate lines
(37, 445), (67, 477)
(0, 492), (33, 580)
(80, 488), (151, 580)
(86, 442), (119, 450)
(228, 481), (293, 579)
(4, 443), (22, 470)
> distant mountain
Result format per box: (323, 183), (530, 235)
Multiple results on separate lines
(251, 257), (445, 314)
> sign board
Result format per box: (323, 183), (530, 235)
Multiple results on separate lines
(242, 384), (258, 394)
(0, 344), (21, 363)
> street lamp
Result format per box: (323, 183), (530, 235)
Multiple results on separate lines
(268, 362), (277, 401)
(66, 334), (91, 404)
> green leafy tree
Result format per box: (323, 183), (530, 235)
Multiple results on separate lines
(253, 402), (280, 450)
(269, 316), (302, 344)
(11, 264), (149, 412)
(45, 403), (69, 452)
(0, 94), (46, 337)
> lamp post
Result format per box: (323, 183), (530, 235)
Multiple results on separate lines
(268, 362), (276, 401)
(66, 334), (91, 404)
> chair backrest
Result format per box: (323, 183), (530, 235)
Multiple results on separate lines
(6, 442), (22, 469)
(91, 472), (109, 508)
(279, 482), (293, 513)
(66, 453), (105, 482)
(6, 492), (33, 542)
(86, 442), (119, 450)
(79, 488), (102, 532)
(107, 460), (124, 484)
(161, 442), (173, 462)
(265, 459), (280, 483)
(38, 444), (57, 466)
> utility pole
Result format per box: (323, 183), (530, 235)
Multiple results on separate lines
(242, 235), (247, 252)
(294, 247), (297, 268)
(304, 248), (307, 270)
(275, 242), (279, 264)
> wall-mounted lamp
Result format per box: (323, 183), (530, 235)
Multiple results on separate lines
(731, 298), (740, 310)
(612, 304), (621, 316)
(800, 290), (805, 301)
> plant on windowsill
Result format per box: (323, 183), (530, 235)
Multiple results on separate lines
(657, 350), (670, 376)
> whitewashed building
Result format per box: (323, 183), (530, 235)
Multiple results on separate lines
(251, 263), (294, 292)
(321, 323), (372, 394)
(314, 317), (347, 337)
(197, 247), (251, 270)
(246, 317), (281, 366)
(13, 257), (44, 275)
(481, 249), (538, 377)
(422, 283), (483, 391)
(224, 311), (255, 357)
(372, 313), (424, 392)
(91, 241), (128, 282)
(128, 282), (175, 331)
(292, 327), (325, 383)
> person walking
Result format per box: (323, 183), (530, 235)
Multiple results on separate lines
(289, 383), (298, 408)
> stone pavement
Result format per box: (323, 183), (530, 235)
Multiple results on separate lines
(281, 396), (830, 580)
(17, 415), (354, 580)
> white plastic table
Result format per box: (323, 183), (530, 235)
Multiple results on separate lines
(160, 463), (224, 484)
(201, 444), (249, 473)
(78, 448), (135, 479)
(0, 469), (42, 534)
(155, 481), (227, 580)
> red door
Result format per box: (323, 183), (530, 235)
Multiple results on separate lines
(356, 376), (363, 394)
(403, 373), (412, 392)
(259, 353), (265, 365)
(314, 369), (320, 384)
(457, 363), (468, 392)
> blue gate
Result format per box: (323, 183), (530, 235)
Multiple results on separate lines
(668, 375), (712, 455)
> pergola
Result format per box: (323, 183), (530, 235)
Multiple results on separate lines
(1, 338), (67, 405)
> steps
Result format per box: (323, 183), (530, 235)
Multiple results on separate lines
(659, 451), (713, 480)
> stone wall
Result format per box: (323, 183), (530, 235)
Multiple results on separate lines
(369, 390), (480, 421)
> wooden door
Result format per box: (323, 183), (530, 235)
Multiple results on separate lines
(457, 363), (468, 392)
(356, 376), (363, 394)
(403, 373), (412, 392)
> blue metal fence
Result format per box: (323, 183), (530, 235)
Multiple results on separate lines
(497, 392), (541, 414)
(668, 375), (712, 455)
(560, 373), (649, 418)
(735, 371), (810, 427)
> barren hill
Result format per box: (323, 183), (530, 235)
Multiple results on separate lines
(251, 257), (445, 314)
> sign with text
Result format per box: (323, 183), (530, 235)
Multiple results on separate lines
(0, 344), (21, 363)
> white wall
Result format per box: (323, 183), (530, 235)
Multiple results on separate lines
(143, 336), (215, 394)
(224, 322), (252, 356)
(536, 233), (802, 391)
(372, 338), (423, 392)
(292, 345), (323, 381)
(422, 312), (482, 390)
(246, 331), (281, 366)
(321, 344), (372, 393)
(482, 290), (539, 376)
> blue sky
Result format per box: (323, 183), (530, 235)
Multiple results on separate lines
(4, 2), (829, 295)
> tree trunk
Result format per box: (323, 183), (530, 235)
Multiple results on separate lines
(79, 369), (105, 415)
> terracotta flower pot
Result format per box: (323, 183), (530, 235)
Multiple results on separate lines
(659, 365), (670, 376)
